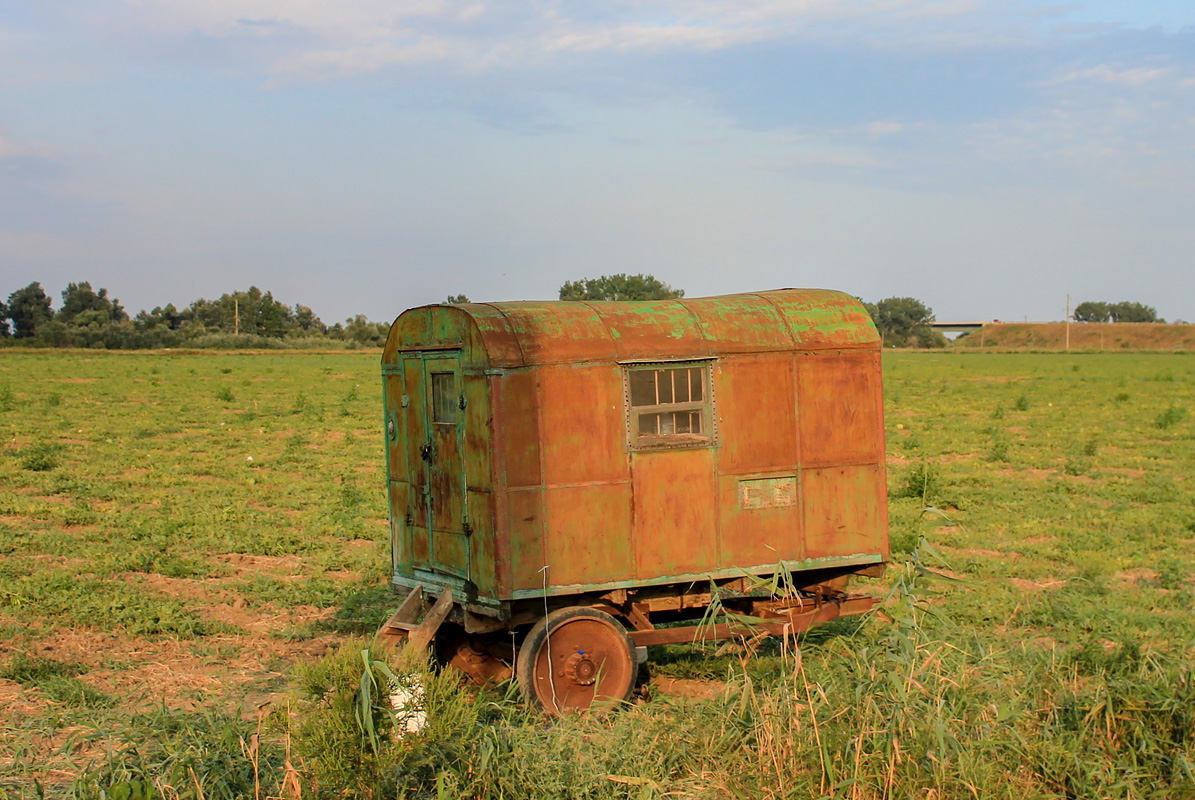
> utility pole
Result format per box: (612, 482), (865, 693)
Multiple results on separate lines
(1065, 293), (1070, 352)
(234, 297), (239, 336)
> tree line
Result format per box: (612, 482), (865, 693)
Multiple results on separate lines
(1073, 301), (1161, 323)
(15, 274), (1144, 352)
(0, 282), (390, 349)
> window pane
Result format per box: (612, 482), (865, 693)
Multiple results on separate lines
(675, 370), (690, 403)
(690, 368), (703, 401)
(656, 370), (673, 403)
(630, 370), (656, 407)
(432, 373), (457, 424)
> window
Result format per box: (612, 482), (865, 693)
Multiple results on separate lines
(625, 362), (714, 449)
(431, 372), (457, 424)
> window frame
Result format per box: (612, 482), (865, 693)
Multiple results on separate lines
(622, 360), (717, 452)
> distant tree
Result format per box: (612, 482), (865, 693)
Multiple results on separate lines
(186, 287), (295, 337)
(294, 304), (327, 333)
(0, 300), (9, 337)
(444, 294), (471, 304)
(33, 320), (71, 347)
(863, 297), (945, 348)
(57, 282), (128, 326)
(559, 274), (684, 302)
(1074, 300), (1160, 323)
(6, 282), (54, 339)
(1108, 301), (1160, 323)
(1073, 301), (1110, 323)
(332, 314), (389, 346)
(134, 303), (185, 332)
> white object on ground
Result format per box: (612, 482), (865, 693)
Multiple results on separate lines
(388, 674), (427, 736)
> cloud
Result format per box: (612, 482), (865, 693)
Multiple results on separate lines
(109, 0), (1038, 79)
(1055, 64), (1173, 86)
(0, 132), (55, 160)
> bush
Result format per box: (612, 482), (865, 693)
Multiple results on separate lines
(892, 461), (940, 503)
(20, 441), (62, 472)
(1156, 405), (1185, 430)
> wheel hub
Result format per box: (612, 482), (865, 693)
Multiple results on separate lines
(564, 652), (597, 685)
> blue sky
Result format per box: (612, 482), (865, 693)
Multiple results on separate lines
(1, 1), (1192, 324)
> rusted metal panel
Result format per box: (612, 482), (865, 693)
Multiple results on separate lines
(715, 354), (798, 473)
(498, 370), (541, 488)
(401, 357), (430, 567)
(426, 355), (465, 536)
(466, 488), (496, 594)
(544, 484), (633, 587)
(684, 295), (794, 353)
(803, 465), (885, 560)
(796, 352), (882, 467)
(462, 374), (491, 489)
(486, 302), (617, 367)
(388, 480), (409, 572)
(506, 488), (545, 592)
(383, 375), (407, 480)
(462, 304), (525, 367)
(538, 365), (627, 486)
(768, 290), (881, 350)
(589, 300), (712, 362)
(631, 448), (717, 577)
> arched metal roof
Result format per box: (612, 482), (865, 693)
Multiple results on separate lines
(384, 289), (878, 368)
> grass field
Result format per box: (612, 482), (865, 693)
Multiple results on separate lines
(0, 350), (1192, 799)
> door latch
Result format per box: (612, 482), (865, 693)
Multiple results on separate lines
(462, 521), (473, 537)
(420, 442), (434, 461)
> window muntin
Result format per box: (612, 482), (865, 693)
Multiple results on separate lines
(431, 372), (457, 424)
(625, 363), (714, 450)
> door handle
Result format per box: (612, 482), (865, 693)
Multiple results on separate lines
(420, 442), (434, 461)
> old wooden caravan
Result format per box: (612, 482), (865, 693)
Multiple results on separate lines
(380, 289), (888, 712)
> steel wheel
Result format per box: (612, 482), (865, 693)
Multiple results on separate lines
(516, 607), (636, 715)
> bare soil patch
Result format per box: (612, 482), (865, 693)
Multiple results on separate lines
(651, 676), (726, 701)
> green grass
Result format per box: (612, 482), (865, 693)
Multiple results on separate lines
(0, 350), (1193, 798)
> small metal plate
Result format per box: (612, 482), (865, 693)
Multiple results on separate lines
(739, 476), (797, 510)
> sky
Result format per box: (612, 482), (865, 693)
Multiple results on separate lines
(1, 1), (1193, 325)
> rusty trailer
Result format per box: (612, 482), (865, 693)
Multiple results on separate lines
(379, 289), (888, 713)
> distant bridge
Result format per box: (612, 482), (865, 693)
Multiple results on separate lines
(930, 321), (988, 334)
